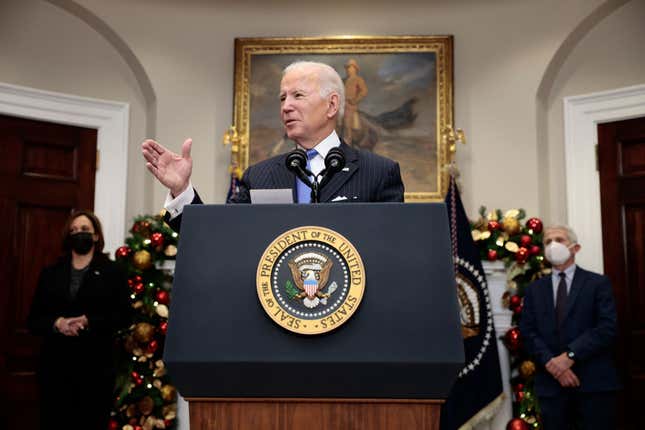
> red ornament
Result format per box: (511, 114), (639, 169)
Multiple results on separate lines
(108, 419), (119, 430)
(513, 304), (523, 315)
(115, 246), (132, 260)
(509, 295), (522, 309)
(150, 232), (165, 248)
(487, 220), (501, 231)
(515, 247), (529, 264)
(131, 371), (139, 380)
(519, 234), (532, 247)
(132, 220), (152, 237)
(529, 245), (541, 255)
(156, 290), (170, 305)
(526, 217), (543, 234)
(147, 339), (159, 353)
(516, 391), (525, 402)
(160, 321), (169, 335)
(506, 418), (529, 430)
(487, 249), (498, 261)
(504, 327), (522, 353)
(132, 282), (145, 294)
(512, 382), (524, 393)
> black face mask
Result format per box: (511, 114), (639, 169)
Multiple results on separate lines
(68, 232), (95, 255)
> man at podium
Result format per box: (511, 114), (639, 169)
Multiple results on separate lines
(141, 61), (404, 231)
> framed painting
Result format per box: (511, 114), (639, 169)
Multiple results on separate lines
(231, 36), (454, 201)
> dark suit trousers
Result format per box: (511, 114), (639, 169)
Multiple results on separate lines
(539, 390), (616, 430)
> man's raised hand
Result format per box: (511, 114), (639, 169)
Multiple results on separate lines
(142, 138), (193, 197)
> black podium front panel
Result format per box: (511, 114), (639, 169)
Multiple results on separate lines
(164, 203), (464, 398)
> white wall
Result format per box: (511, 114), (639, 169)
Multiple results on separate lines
(545, 0), (645, 224)
(0, 0), (148, 235)
(1, 0), (644, 246)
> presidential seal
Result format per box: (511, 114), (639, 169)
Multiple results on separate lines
(256, 226), (365, 335)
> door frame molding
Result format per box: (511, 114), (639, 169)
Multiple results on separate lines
(0, 82), (129, 254)
(564, 83), (645, 272)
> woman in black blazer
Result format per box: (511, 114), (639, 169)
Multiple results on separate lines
(28, 210), (131, 430)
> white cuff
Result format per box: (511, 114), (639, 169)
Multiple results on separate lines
(164, 182), (194, 220)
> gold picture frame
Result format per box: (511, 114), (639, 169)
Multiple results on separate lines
(231, 35), (454, 201)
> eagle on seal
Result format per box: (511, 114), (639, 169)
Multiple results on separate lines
(288, 252), (333, 308)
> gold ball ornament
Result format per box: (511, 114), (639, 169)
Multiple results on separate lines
(133, 322), (156, 343)
(503, 216), (521, 235)
(133, 250), (152, 270)
(156, 304), (169, 318)
(505, 241), (520, 253)
(137, 395), (155, 415)
(519, 360), (537, 379)
(164, 244), (177, 257)
(153, 366), (167, 378)
(162, 403), (178, 420)
(504, 209), (520, 218)
(471, 230), (482, 241)
(160, 384), (177, 402)
(126, 404), (137, 417)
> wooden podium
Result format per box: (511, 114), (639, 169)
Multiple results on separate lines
(164, 204), (463, 430)
(187, 398), (443, 430)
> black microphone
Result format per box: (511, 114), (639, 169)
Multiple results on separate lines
(324, 147), (345, 173)
(285, 149), (313, 186)
(319, 147), (346, 189)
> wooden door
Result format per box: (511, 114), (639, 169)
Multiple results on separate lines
(598, 116), (645, 430)
(0, 114), (97, 430)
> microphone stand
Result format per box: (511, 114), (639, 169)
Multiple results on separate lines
(309, 172), (320, 204)
(285, 148), (344, 204)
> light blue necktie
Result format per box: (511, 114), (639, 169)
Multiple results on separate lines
(296, 149), (317, 203)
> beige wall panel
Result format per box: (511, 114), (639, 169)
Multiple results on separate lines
(0, 0), (148, 233)
(545, 0), (645, 224)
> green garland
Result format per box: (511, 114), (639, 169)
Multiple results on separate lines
(471, 207), (551, 430)
(110, 214), (179, 430)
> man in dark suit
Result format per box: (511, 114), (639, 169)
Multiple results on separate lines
(520, 225), (619, 429)
(141, 61), (404, 230)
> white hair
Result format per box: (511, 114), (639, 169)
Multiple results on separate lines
(283, 61), (345, 119)
(545, 224), (578, 244)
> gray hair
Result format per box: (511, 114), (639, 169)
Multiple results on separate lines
(283, 61), (345, 119)
(545, 224), (578, 244)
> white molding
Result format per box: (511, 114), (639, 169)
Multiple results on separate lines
(563, 83), (645, 273)
(0, 82), (129, 255)
(482, 261), (512, 430)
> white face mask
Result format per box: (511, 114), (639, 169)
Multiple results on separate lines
(545, 242), (573, 265)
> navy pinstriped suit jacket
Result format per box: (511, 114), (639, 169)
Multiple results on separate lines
(166, 142), (404, 231)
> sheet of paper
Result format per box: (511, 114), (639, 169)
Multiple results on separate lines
(250, 189), (293, 204)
